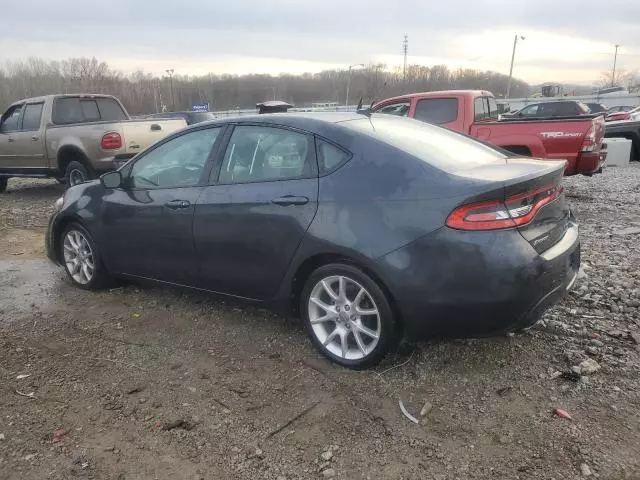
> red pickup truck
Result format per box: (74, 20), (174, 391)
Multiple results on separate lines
(370, 90), (606, 175)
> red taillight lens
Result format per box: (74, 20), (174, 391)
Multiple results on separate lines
(101, 132), (122, 150)
(446, 184), (563, 231)
(581, 122), (597, 152)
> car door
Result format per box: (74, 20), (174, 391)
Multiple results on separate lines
(7, 102), (46, 168)
(0, 104), (24, 168)
(193, 124), (319, 300)
(101, 125), (225, 285)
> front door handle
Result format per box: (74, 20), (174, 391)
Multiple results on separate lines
(271, 195), (309, 206)
(164, 199), (191, 210)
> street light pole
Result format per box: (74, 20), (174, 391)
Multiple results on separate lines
(506, 35), (525, 99)
(165, 68), (175, 111)
(612, 44), (620, 87)
(345, 63), (365, 107)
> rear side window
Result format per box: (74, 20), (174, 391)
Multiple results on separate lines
(414, 98), (458, 124)
(316, 139), (351, 174)
(96, 98), (127, 121)
(22, 103), (44, 131)
(52, 98), (84, 124)
(474, 97), (488, 120)
(346, 116), (506, 173)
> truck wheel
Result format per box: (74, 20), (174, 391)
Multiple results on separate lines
(65, 161), (92, 187)
(0, 176), (8, 193)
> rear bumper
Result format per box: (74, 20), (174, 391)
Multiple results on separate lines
(570, 150), (606, 176)
(92, 154), (136, 173)
(377, 222), (580, 339)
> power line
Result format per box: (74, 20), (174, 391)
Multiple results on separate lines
(402, 35), (408, 88)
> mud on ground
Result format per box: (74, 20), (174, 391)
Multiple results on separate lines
(0, 171), (639, 480)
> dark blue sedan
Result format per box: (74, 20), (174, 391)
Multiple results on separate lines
(46, 113), (580, 368)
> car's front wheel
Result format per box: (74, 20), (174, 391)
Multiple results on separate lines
(300, 263), (398, 369)
(60, 223), (112, 290)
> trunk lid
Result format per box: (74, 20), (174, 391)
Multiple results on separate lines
(450, 158), (569, 253)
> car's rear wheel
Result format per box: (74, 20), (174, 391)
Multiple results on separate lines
(60, 223), (112, 290)
(65, 161), (92, 187)
(300, 263), (397, 369)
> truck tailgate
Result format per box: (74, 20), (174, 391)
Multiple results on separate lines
(120, 119), (187, 155)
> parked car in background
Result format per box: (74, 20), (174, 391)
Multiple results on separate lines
(145, 111), (216, 125)
(369, 91), (606, 176)
(503, 100), (591, 118)
(606, 106), (640, 122)
(585, 103), (609, 115)
(47, 113), (580, 368)
(607, 106), (635, 113)
(0, 94), (186, 192)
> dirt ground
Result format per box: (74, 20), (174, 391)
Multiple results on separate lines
(1, 170), (639, 480)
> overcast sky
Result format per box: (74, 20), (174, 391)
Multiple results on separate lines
(2, 0), (639, 84)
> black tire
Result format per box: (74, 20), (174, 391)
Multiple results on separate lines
(64, 161), (92, 188)
(59, 222), (113, 290)
(300, 263), (398, 369)
(0, 176), (8, 193)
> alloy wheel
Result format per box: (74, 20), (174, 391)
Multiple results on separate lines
(63, 230), (95, 284)
(308, 275), (381, 361)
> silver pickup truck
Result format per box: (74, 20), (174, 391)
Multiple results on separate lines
(0, 94), (186, 192)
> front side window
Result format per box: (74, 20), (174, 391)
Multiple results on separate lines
(22, 103), (44, 131)
(519, 104), (540, 117)
(376, 102), (410, 117)
(129, 127), (220, 188)
(219, 126), (312, 184)
(1, 105), (24, 133)
(413, 98), (458, 125)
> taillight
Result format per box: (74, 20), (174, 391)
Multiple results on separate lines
(101, 132), (122, 150)
(581, 122), (597, 152)
(446, 184), (563, 231)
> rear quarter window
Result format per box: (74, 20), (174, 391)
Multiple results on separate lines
(345, 116), (506, 173)
(413, 98), (458, 125)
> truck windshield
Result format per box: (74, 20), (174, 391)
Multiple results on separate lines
(346, 115), (506, 172)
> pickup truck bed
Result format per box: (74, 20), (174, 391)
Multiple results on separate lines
(0, 94), (186, 192)
(370, 90), (606, 176)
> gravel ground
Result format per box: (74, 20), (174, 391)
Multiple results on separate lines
(0, 168), (639, 480)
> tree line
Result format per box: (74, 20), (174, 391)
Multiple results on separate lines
(0, 57), (532, 115)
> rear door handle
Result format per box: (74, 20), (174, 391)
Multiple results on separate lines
(271, 195), (309, 206)
(164, 199), (191, 210)
(7, 137), (14, 143)
(31, 136), (39, 141)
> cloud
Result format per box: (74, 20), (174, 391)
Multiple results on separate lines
(2, 0), (639, 83)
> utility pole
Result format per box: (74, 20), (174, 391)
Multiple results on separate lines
(345, 63), (365, 107)
(506, 35), (525, 99)
(165, 68), (174, 111)
(402, 35), (408, 89)
(612, 44), (620, 87)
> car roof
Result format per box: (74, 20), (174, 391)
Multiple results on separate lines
(194, 112), (365, 129)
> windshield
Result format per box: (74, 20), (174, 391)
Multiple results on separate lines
(345, 115), (506, 172)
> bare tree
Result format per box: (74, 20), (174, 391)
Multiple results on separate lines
(0, 57), (531, 114)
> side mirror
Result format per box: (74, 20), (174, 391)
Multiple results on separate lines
(100, 171), (122, 189)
